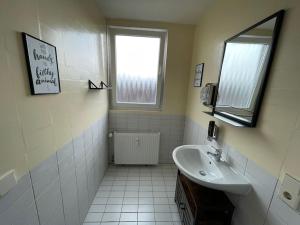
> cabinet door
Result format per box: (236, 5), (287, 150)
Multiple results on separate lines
(182, 194), (194, 225)
(175, 176), (194, 225)
(175, 180), (184, 220)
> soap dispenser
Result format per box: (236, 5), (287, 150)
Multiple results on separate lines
(207, 121), (218, 141)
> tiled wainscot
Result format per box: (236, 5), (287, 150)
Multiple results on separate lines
(0, 114), (108, 225)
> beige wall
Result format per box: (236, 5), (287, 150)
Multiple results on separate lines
(0, 0), (108, 179)
(107, 19), (195, 116)
(185, 0), (300, 179)
(2, 0), (299, 184)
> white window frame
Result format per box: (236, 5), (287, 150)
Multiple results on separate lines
(108, 26), (168, 110)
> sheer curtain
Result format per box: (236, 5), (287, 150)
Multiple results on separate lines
(217, 42), (269, 110)
(115, 35), (160, 104)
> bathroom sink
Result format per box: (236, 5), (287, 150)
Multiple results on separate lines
(172, 145), (251, 195)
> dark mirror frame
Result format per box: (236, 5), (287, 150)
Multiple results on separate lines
(212, 10), (285, 127)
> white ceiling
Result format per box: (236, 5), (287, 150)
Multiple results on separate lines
(96, 0), (214, 25)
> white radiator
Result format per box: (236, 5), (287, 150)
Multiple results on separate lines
(114, 132), (160, 165)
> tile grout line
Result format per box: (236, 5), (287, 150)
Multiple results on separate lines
(28, 171), (42, 225)
(55, 152), (68, 225)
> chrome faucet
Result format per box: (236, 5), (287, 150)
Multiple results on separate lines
(207, 147), (222, 162)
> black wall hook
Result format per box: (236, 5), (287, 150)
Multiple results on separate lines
(88, 80), (112, 90)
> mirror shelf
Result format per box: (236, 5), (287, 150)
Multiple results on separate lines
(203, 111), (246, 127)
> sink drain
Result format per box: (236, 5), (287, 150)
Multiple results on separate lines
(199, 170), (206, 176)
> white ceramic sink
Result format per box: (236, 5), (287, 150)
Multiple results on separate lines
(172, 145), (251, 195)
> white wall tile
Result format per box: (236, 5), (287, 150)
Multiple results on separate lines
(73, 134), (85, 164)
(84, 127), (93, 151)
(226, 156), (277, 225)
(266, 180), (300, 225)
(226, 145), (248, 175)
(0, 173), (32, 213)
(0, 174), (39, 225)
(57, 142), (80, 225)
(30, 154), (60, 197)
(35, 179), (65, 225)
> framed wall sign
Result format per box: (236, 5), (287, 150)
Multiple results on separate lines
(22, 32), (61, 95)
(194, 63), (204, 87)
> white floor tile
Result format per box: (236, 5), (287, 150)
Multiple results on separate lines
(139, 198), (154, 205)
(112, 186), (126, 191)
(126, 181), (140, 186)
(139, 177), (152, 181)
(139, 192), (153, 198)
(153, 192), (167, 197)
(114, 181), (126, 186)
(152, 181), (164, 185)
(156, 221), (174, 225)
(109, 191), (124, 198)
(107, 197), (123, 205)
(123, 197), (139, 204)
(93, 198), (108, 205)
(172, 213), (180, 222)
(85, 213), (103, 222)
(103, 177), (115, 181)
(138, 205), (155, 213)
(96, 191), (111, 197)
(154, 205), (170, 213)
(102, 181), (114, 186)
(138, 222), (155, 225)
(105, 205), (122, 212)
(99, 185), (112, 191)
(138, 213), (155, 221)
(126, 186), (140, 191)
(172, 222), (182, 225)
(154, 198), (169, 204)
(120, 222), (138, 225)
(152, 186), (165, 191)
(169, 205), (179, 213)
(125, 191), (139, 197)
(152, 177), (164, 181)
(120, 213), (138, 221)
(101, 213), (121, 222)
(89, 205), (106, 213)
(168, 198), (175, 205)
(155, 213), (173, 222)
(83, 223), (100, 225)
(140, 181), (152, 186)
(167, 192), (175, 198)
(122, 205), (139, 213)
(165, 186), (175, 192)
(100, 223), (118, 225)
(127, 177), (140, 181)
(139, 186), (153, 191)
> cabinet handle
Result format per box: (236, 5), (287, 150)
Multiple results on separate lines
(179, 202), (185, 209)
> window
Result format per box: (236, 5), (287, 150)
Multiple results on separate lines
(109, 26), (167, 109)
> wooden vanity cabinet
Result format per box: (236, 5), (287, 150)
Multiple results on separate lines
(175, 171), (234, 225)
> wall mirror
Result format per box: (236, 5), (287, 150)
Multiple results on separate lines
(213, 10), (284, 127)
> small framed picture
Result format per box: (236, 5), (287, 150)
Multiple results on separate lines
(194, 63), (204, 87)
(22, 32), (61, 95)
